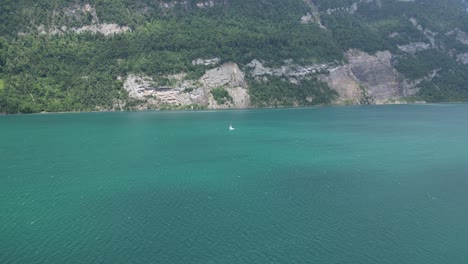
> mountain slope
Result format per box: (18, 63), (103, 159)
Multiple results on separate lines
(1, 0), (468, 113)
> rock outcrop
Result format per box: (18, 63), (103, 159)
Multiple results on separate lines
(322, 49), (425, 104)
(70, 24), (130, 35)
(447, 28), (468, 45)
(398, 42), (431, 54)
(246, 59), (332, 79)
(123, 63), (250, 109)
(200, 62), (246, 88)
(123, 75), (154, 100)
(345, 50), (401, 103)
(401, 69), (439, 96)
(123, 48), (430, 109)
(24, 4), (130, 36)
(160, 0), (216, 10)
(409, 18), (438, 47)
(319, 65), (362, 104)
(196, 1), (215, 8)
(323, 0), (381, 15)
(301, 0), (326, 28)
(456, 29), (468, 45)
(200, 62), (250, 109)
(192, 58), (220, 66)
(246, 50), (423, 105)
(62, 4), (99, 24)
(123, 74), (204, 109)
(457, 53), (468, 64)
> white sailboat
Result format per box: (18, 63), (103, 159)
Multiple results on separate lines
(229, 124), (235, 131)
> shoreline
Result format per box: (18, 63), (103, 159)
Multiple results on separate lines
(5, 100), (468, 116)
(7, 101), (468, 116)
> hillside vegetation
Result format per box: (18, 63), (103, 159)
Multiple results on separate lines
(1, 0), (468, 113)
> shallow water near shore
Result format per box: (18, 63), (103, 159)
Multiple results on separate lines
(1, 104), (468, 263)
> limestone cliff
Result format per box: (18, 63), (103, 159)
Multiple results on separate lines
(323, 49), (427, 104)
(319, 65), (361, 104)
(21, 3), (130, 36)
(345, 50), (401, 103)
(124, 48), (431, 109)
(201, 62), (250, 109)
(123, 63), (249, 110)
(246, 49), (424, 105)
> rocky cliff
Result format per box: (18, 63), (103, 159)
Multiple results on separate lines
(345, 50), (401, 104)
(123, 47), (429, 109)
(123, 63), (249, 110)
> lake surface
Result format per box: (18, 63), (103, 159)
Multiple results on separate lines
(1, 104), (468, 264)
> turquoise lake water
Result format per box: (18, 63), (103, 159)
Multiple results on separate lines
(1, 104), (468, 263)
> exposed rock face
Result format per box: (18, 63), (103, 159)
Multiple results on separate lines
(301, 0), (326, 28)
(457, 53), (468, 64)
(246, 59), (332, 78)
(247, 50), (423, 105)
(28, 4), (130, 36)
(160, 0), (216, 10)
(318, 49), (429, 104)
(247, 59), (362, 104)
(246, 59), (275, 76)
(300, 13), (314, 24)
(159, 1), (193, 10)
(208, 87), (250, 109)
(320, 49), (409, 105)
(200, 62), (250, 109)
(228, 87), (250, 108)
(196, 1), (215, 8)
(154, 87), (206, 106)
(323, 0), (381, 15)
(200, 62), (247, 88)
(192, 58), (220, 66)
(456, 30), (468, 45)
(398, 42), (431, 53)
(123, 49), (429, 109)
(447, 28), (468, 45)
(319, 65), (362, 104)
(123, 63), (250, 109)
(346, 49), (401, 103)
(123, 75), (154, 99)
(401, 69), (439, 96)
(123, 74), (204, 108)
(62, 4), (99, 24)
(409, 18), (438, 46)
(70, 24), (130, 35)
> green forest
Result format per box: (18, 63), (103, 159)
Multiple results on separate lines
(1, 0), (468, 113)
